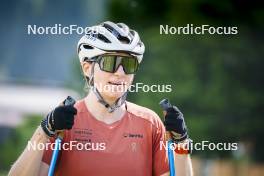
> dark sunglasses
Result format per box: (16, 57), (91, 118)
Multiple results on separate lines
(96, 55), (139, 74)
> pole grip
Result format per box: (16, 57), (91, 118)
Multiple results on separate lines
(64, 96), (76, 106)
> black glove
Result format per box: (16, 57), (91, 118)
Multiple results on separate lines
(41, 101), (77, 137)
(164, 106), (188, 143)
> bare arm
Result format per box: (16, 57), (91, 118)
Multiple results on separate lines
(174, 153), (193, 176)
(161, 154), (193, 176)
(39, 162), (49, 176)
(8, 126), (49, 176)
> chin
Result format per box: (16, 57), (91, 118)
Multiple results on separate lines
(103, 91), (125, 102)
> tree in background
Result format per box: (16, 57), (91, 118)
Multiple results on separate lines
(105, 0), (264, 162)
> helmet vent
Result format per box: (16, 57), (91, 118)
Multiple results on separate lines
(102, 23), (131, 44)
(102, 23), (114, 33)
(117, 35), (130, 44)
(83, 45), (93, 49)
(97, 34), (111, 43)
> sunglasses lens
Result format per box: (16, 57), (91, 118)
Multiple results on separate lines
(100, 55), (116, 72)
(99, 55), (139, 74)
(121, 57), (139, 74)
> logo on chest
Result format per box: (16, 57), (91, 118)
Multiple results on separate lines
(73, 128), (93, 142)
(123, 132), (143, 139)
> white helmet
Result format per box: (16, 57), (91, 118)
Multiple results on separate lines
(77, 21), (145, 63)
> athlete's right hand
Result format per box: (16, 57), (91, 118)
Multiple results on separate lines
(41, 103), (77, 137)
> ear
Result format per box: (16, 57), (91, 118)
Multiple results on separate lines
(81, 61), (92, 77)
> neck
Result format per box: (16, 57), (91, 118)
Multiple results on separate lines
(84, 91), (126, 124)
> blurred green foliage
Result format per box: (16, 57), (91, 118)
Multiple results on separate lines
(104, 0), (264, 161)
(69, 0), (264, 162)
(0, 115), (42, 171)
(3, 2), (262, 174)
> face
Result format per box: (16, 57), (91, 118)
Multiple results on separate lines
(82, 53), (135, 103)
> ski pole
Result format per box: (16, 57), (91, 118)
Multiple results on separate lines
(48, 96), (76, 176)
(160, 98), (175, 176)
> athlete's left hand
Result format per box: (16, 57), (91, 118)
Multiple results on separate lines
(163, 106), (188, 143)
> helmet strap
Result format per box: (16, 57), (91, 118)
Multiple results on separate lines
(92, 88), (127, 113)
(89, 62), (128, 113)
